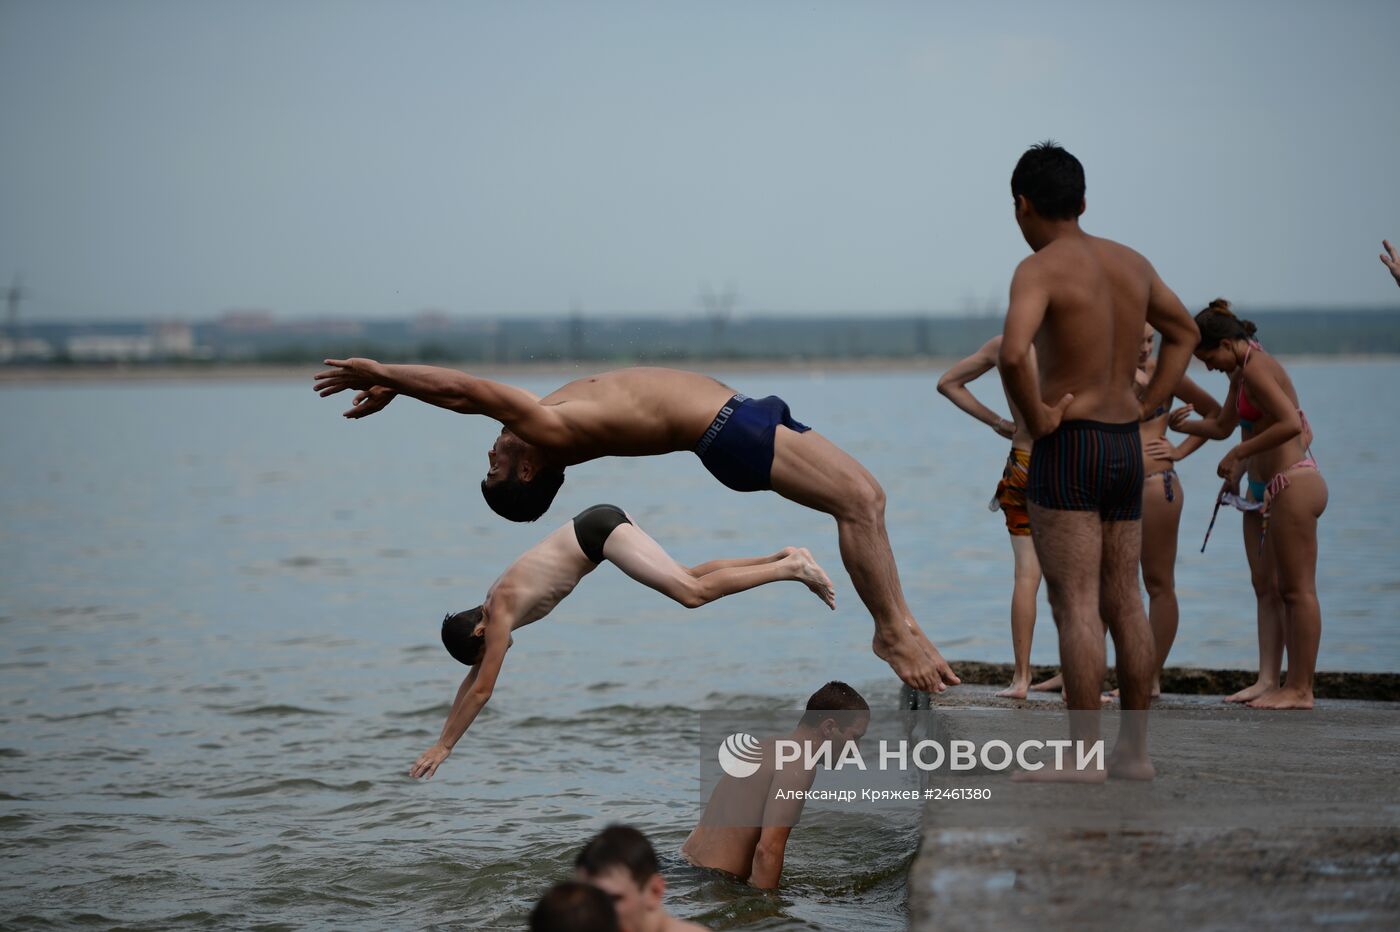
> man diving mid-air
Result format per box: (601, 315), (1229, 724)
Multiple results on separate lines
(314, 360), (960, 693)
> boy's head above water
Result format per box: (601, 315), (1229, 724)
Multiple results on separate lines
(575, 825), (665, 932)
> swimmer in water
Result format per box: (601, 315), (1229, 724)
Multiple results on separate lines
(575, 825), (711, 932)
(530, 881), (620, 932)
(409, 504), (835, 779)
(681, 681), (869, 888)
(313, 361), (960, 694)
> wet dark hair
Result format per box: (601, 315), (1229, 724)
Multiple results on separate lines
(480, 468), (566, 523)
(1010, 140), (1085, 220)
(575, 824), (659, 888)
(529, 881), (620, 932)
(1194, 297), (1258, 351)
(800, 680), (870, 729)
(441, 606), (485, 666)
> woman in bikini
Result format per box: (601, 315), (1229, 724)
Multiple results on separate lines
(1170, 300), (1326, 710)
(1136, 324), (1221, 696)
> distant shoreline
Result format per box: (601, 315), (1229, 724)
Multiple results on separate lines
(3, 354), (1397, 384)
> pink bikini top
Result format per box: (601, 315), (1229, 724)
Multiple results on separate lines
(1237, 340), (1312, 442)
(1236, 341), (1267, 423)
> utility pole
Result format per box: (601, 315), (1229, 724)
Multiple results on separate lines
(568, 298), (585, 361)
(5, 274), (25, 339)
(698, 281), (738, 357)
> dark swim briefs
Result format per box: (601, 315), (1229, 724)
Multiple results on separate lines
(694, 394), (811, 492)
(572, 504), (632, 564)
(1026, 419), (1144, 522)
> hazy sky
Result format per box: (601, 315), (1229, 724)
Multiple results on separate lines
(3, 0), (1398, 320)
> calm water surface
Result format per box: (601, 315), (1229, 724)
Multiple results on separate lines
(1, 362), (1394, 929)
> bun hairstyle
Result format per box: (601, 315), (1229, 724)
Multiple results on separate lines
(1194, 297), (1258, 350)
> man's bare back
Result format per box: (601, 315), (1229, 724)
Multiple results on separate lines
(535, 368), (736, 460)
(1017, 235), (1156, 425)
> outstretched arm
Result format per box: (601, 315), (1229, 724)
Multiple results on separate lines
(1175, 373), (1222, 419)
(1143, 372), (1222, 462)
(1171, 374), (1239, 440)
(937, 336), (1015, 438)
(314, 358), (572, 446)
(999, 262), (1072, 439)
(1382, 240), (1400, 287)
(409, 625), (510, 780)
(1140, 269), (1200, 420)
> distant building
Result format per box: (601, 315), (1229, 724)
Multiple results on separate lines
(66, 333), (157, 361)
(152, 322), (196, 357)
(0, 336), (55, 362)
(64, 321), (199, 361)
(216, 310), (277, 331)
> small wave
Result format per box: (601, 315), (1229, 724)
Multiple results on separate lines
(322, 798), (396, 815)
(32, 707), (134, 722)
(206, 778), (375, 799)
(368, 727), (433, 740)
(224, 704), (335, 717)
(0, 748), (24, 758)
(385, 703), (452, 719)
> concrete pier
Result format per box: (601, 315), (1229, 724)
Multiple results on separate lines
(907, 686), (1400, 931)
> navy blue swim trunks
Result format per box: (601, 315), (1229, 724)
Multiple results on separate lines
(1026, 419), (1144, 522)
(694, 394), (811, 492)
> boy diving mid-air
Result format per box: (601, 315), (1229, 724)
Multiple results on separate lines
(408, 503), (835, 779)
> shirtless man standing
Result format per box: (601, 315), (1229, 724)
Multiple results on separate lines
(938, 337), (1052, 698)
(682, 681), (869, 888)
(408, 503), (835, 779)
(314, 363), (959, 693)
(997, 142), (1198, 778)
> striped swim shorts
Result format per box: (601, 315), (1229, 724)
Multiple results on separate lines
(1027, 419), (1144, 522)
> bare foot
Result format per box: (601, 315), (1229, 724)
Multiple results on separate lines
(1246, 686), (1314, 710)
(996, 680), (1030, 700)
(873, 625), (960, 694)
(789, 548), (836, 609)
(1107, 746), (1156, 781)
(1029, 673), (1063, 692)
(1224, 679), (1277, 703)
